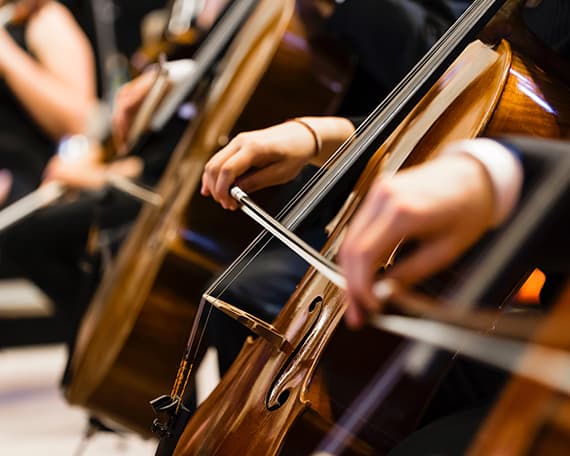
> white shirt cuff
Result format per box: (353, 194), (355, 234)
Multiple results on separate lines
(441, 138), (523, 226)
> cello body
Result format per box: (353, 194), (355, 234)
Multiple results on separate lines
(173, 38), (570, 455)
(65, 0), (352, 435)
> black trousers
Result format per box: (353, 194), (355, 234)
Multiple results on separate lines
(1, 189), (141, 337)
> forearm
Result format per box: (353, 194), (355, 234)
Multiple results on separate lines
(0, 37), (94, 139)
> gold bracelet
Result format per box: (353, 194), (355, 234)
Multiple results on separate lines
(290, 118), (322, 157)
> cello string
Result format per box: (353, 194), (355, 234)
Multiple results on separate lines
(241, 0), (508, 234)
(174, 296), (216, 404)
(199, 0), (505, 301)
(173, 0), (510, 412)
(172, 3), (514, 375)
(157, 0), (282, 391)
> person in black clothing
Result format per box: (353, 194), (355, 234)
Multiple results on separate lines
(0, 0), (95, 205)
(0, 97), (188, 341)
(58, 0), (167, 94)
(0, 0), (184, 343)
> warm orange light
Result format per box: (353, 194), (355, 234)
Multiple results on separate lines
(516, 269), (546, 304)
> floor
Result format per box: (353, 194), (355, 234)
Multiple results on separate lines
(0, 344), (158, 456)
(0, 280), (219, 456)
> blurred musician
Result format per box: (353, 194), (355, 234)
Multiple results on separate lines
(0, 0), (95, 205)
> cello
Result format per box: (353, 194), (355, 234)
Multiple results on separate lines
(130, 0), (232, 74)
(167, 0), (570, 453)
(65, 0), (352, 436)
(469, 283), (570, 455)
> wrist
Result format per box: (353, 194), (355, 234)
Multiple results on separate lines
(291, 116), (355, 166)
(288, 118), (322, 158)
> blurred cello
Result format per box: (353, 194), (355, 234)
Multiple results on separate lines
(167, 0), (570, 453)
(130, 0), (231, 74)
(65, 0), (352, 436)
(469, 284), (570, 455)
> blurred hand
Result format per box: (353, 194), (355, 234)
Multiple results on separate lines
(339, 154), (496, 329)
(195, 0), (230, 29)
(43, 146), (142, 190)
(201, 121), (322, 210)
(112, 70), (157, 153)
(43, 153), (107, 189)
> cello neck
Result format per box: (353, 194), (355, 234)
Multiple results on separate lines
(148, 0), (259, 133)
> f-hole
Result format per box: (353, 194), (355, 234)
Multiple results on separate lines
(308, 296), (322, 313)
(265, 294), (324, 411)
(267, 390), (290, 412)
